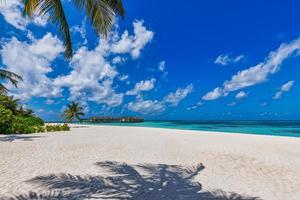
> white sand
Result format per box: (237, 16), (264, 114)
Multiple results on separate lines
(0, 125), (299, 199)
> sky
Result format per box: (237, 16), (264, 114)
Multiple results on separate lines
(1, 0), (300, 121)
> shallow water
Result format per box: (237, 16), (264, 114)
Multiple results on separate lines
(76, 120), (300, 138)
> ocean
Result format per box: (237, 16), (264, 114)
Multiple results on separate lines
(77, 120), (300, 138)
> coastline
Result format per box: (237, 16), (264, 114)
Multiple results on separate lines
(66, 120), (300, 138)
(1, 125), (299, 199)
(69, 123), (300, 139)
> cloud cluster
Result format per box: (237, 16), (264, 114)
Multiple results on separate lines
(1, 33), (64, 100)
(1, 20), (154, 110)
(214, 54), (244, 66)
(128, 84), (193, 114)
(126, 78), (156, 95)
(0, 0), (47, 30)
(187, 101), (203, 111)
(128, 97), (165, 114)
(164, 84), (193, 106)
(111, 20), (154, 59)
(204, 38), (300, 100)
(273, 81), (294, 99)
(235, 91), (248, 100)
(54, 42), (123, 107)
(70, 18), (87, 45)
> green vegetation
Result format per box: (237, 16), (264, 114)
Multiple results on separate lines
(0, 95), (70, 134)
(63, 101), (85, 122)
(0, 95), (44, 134)
(23, 0), (125, 58)
(0, 42), (71, 134)
(0, 104), (13, 133)
(45, 124), (70, 132)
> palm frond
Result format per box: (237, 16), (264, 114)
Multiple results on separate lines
(62, 101), (85, 122)
(23, 0), (125, 59)
(74, 0), (124, 38)
(0, 69), (23, 93)
(24, 0), (72, 58)
(104, 0), (126, 18)
(0, 84), (8, 94)
(0, 69), (23, 87)
(74, 0), (125, 18)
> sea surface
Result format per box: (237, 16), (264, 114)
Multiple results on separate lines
(76, 120), (300, 138)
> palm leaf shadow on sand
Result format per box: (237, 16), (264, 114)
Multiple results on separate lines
(4, 161), (261, 200)
(0, 135), (43, 142)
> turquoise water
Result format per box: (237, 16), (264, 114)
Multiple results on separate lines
(77, 120), (300, 138)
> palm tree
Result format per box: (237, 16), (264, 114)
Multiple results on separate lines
(63, 101), (85, 122)
(0, 69), (23, 94)
(17, 105), (34, 117)
(23, 0), (125, 58)
(0, 94), (19, 114)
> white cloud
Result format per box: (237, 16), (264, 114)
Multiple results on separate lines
(54, 43), (124, 107)
(71, 18), (87, 45)
(126, 78), (156, 95)
(273, 92), (282, 100)
(127, 84), (193, 114)
(45, 99), (55, 105)
(259, 102), (268, 107)
(214, 54), (244, 66)
(158, 60), (168, 79)
(54, 19), (153, 106)
(128, 97), (165, 114)
(187, 101), (203, 111)
(112, 56), (126, 64)
(119, 74), (129, 81)
(0, 0), (47, 30)
(204, 38), (300, 100)
(1, 33), (64, 100)
(158, 61), (166, 72)
(202, 87), (224, 101)
(1, 18), (155, 109)
(273, 80), (294, 99)
(227, 102), (237, 106)
(281, 80), (294, 91)
(111, 20), (154, 59)
(36, 108), (45, 113)
(164, 84), (193, 106)
(235, 91), (248, 100)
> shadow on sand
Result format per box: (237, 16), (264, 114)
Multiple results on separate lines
(0, 135), (43, 142)
(3, 161), (261, 200)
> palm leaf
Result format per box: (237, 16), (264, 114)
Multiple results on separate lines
(24, 0), (72, 58)
(62, 101), (85, 122)
(0, 69), (23, 93)
(24, 0), (125, 59)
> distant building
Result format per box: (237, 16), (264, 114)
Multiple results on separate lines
(83, 116), (144, 123)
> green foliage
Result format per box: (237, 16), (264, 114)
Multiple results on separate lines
(61, 123), (70, 131)
(0, 94), (69, 134)
(0, 105), (13, 133)
(9, 116), (44, 134)
(0, 95), (19, 114)
(63, 101), (85, 122)
(0, 68), (23, 93)
(45, 124), (70, 132)
(23, 0), (125, 58)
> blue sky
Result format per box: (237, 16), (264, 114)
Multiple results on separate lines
(1, 0), (300, 120)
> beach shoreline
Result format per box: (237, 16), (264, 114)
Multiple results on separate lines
(1, 125), (299, 199)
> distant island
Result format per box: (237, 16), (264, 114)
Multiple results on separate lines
(82, 116), (144, 123)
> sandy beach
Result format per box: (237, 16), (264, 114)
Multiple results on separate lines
(0, 125), (299, 199)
